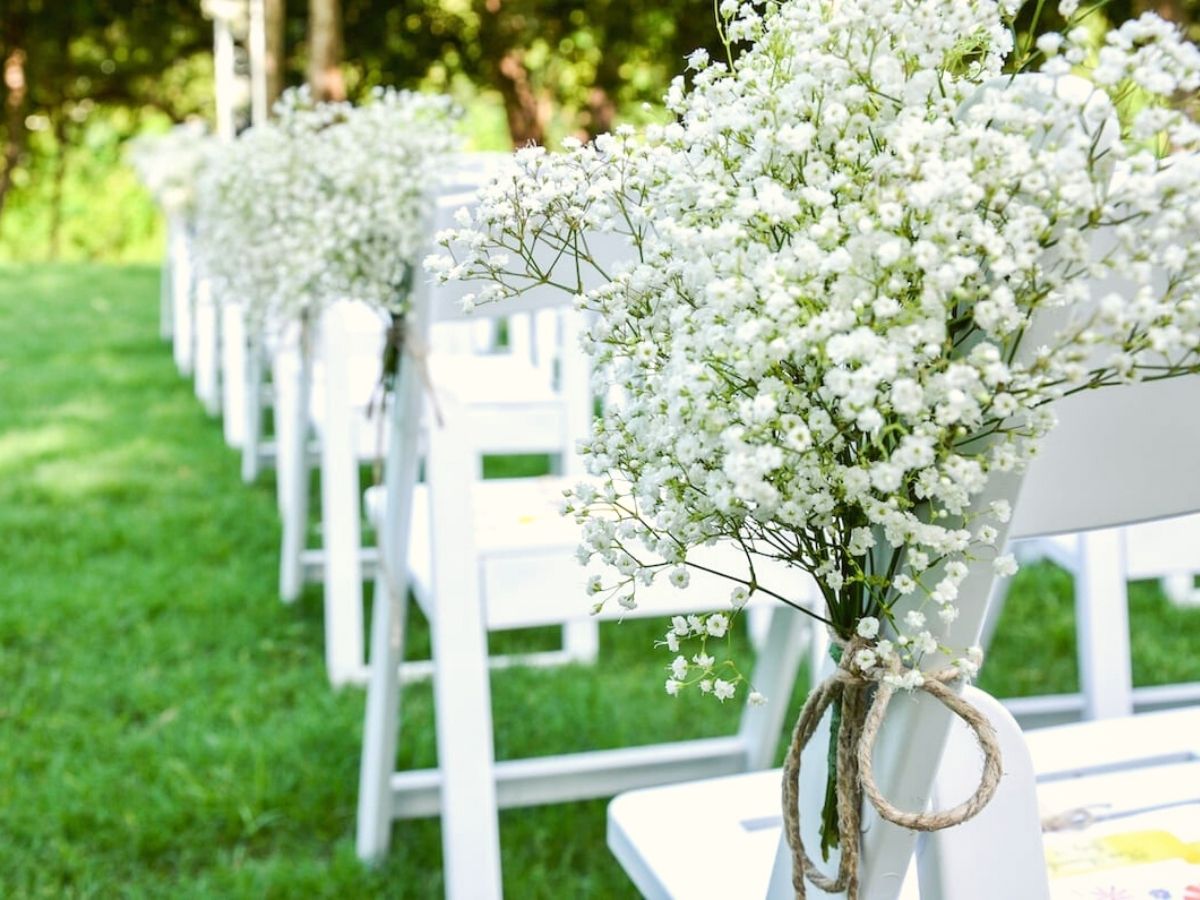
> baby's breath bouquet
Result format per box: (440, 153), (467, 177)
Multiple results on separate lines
(432, 0), (1200, 892)
(194, 87), (458, 331)
(127, 121), (216, 216)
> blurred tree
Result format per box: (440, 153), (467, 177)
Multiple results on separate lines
(265, 0), (287, 104)
(308, 0), (346, 100)
(340, 0), (724, 145)
(0, 0), (211, 232)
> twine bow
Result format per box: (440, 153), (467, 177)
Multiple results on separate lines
(782, 637), (1003, 899)
(369, 313), (445, 486)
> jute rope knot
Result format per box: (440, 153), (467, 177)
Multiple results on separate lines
(782, 635), (1004, 899)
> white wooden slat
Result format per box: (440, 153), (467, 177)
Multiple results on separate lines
(276, 321), (314, 603)
(1010, 377), (1200, 540)
(317, 303), (367, 685)
(220, 303), (247, 448)
(425, 193), (635, 325)
(356, 323), (423, 862)
(1076, 528), (1134, 720)
(424, 393), (503, 900)
(1123, 513), (1200, 580)
(391, 736), (749, 819)
(170, 217), (194, 375)
(193, 276), (221, 416)
(240, 334), (265, 483)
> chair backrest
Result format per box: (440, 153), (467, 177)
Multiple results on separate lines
(1010, 375), (1200, 539)
(411, 194), (823, 631)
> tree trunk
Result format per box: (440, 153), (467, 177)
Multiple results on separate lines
(307, 0), (345, 102)
(0, 46), (28, 223)
(48, 115), (69, 261)
(496, 50), (547, 147)
(265, 0), (286, 106)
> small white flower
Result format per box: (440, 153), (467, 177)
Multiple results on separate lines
(1036, 33), (1063, 57)
(713, 679), (737, 702)
(856, 617), (880, 639)
(993, 554), (1018, 578)
(670, 656), (689, 679)
(706, 614), (729, 638)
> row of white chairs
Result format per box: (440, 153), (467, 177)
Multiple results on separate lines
(157, 161), (1200, 898)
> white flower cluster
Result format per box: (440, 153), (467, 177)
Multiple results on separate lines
(434, 0), (1200, 698)
(127, 121), (217, 215)
(194, 87), (458, 329)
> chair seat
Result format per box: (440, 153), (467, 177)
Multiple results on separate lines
(607, 706), (1200, 900)
(311, 349), (561, 462)
(365, 476), (816, 631)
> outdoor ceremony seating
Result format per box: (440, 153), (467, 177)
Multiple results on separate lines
(607, 372), (1200, 900)
(352, 193), (825, 898)
(249, 155), (601, 686)
(296, 295), (601, 684)
(223, 151), (513, 485)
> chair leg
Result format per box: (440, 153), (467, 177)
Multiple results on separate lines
(279, 328), (313, 604)
(562, 620), (600, 664)
(358, 345), (424, 863)
(171, 221), (194, 376)
(736, 605), (811, 771)
(160, 246), (174, 341)
(222, 304), (246, 449)
(193, 278), (221, 417)
(241, 336), (263, 484)
(1076, 528), (1133, 720)
(356, 567), (409, 861)
(427, 395), (503, 900)
(320, 307), (366, 685)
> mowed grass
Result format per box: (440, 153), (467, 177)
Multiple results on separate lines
(1, 264), (1198, 898)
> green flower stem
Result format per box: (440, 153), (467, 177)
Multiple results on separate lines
(819, 642), (845, 860)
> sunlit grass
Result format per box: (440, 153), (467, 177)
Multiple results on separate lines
(1, 264), (1197, 898)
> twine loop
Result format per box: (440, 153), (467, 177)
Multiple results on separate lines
(782, 636), (1003, 899)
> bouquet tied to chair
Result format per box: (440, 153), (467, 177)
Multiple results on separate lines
(127, 121), (217, 219)
(194, 86), (458, 345)
(430, 0), (1200, 895)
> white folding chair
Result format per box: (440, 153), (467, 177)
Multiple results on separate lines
(353, 198), (823, 898)
(301, 296), (598, 684)
(271, 181), (600, 684)
(607, 371), (1200, 899)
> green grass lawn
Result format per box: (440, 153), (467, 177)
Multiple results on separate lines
(1, 264), (1197, 898)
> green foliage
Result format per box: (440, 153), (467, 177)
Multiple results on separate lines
(0, 107), (167, 262)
